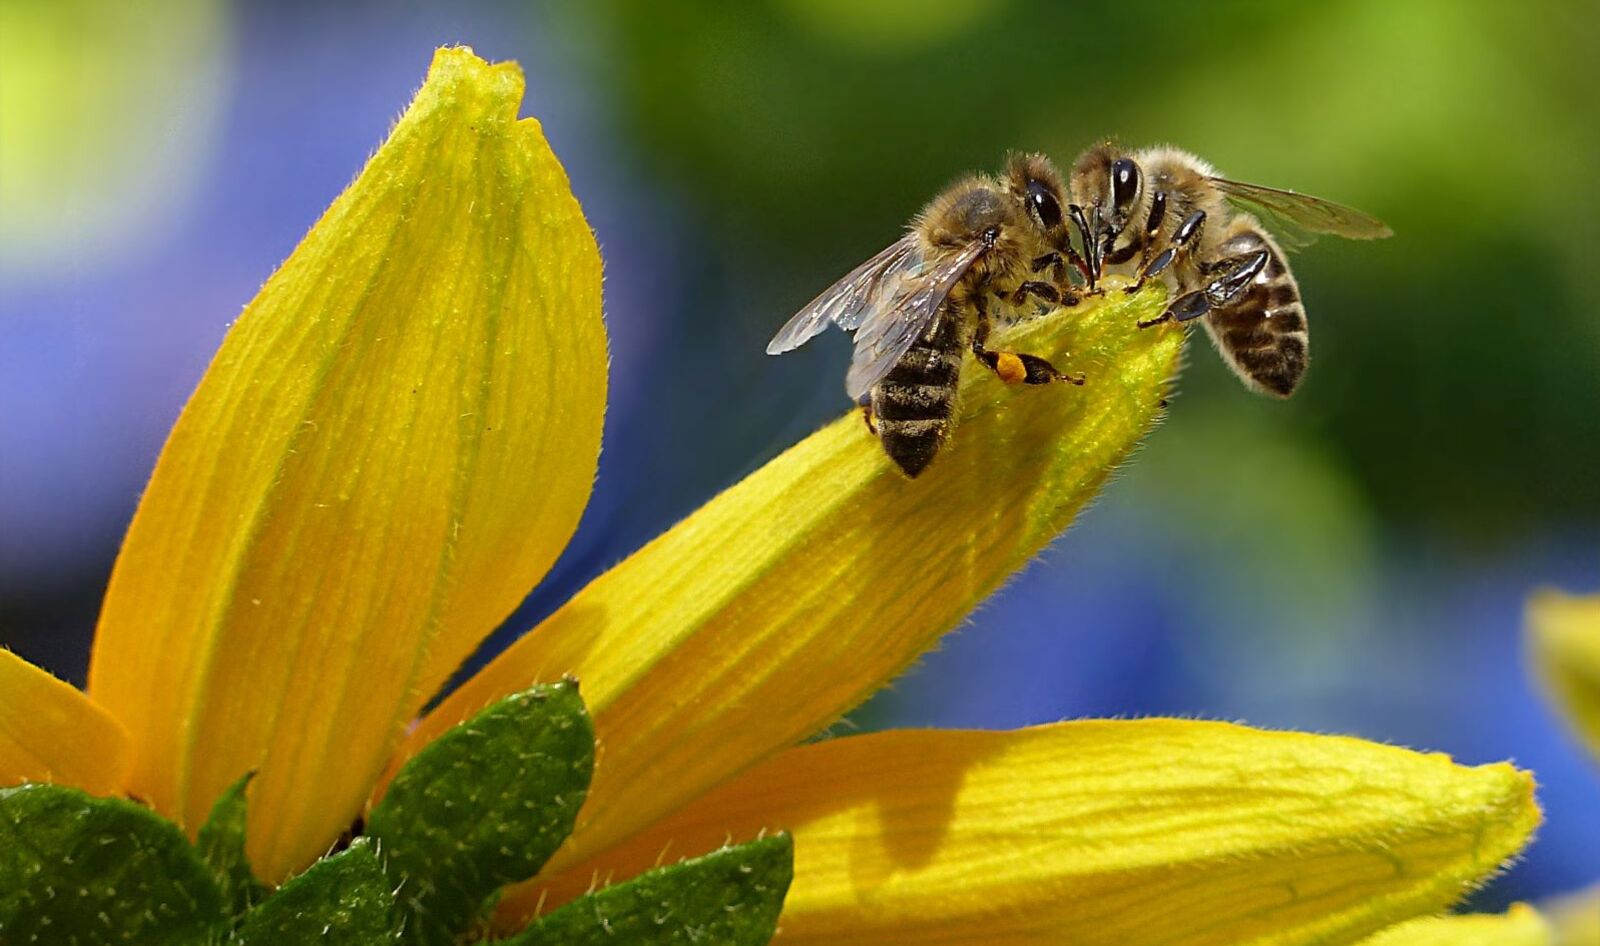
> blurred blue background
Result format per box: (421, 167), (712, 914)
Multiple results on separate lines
(2, 0), (1595, 908)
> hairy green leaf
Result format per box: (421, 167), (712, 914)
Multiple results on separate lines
(196, 771), (268, 919)
(368, 680), (594, 944)
(233, 837), (392, 945)
(0, 783), (224, 945)
(505, 834), (793, 946)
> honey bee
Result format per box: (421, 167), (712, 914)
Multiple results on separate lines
(766, 153), (1090, 477)
(1069, 142), (1392, 396)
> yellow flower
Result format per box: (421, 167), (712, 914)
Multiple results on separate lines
(1527, 587), (1600, 762)
(1, 47), (1540, 944)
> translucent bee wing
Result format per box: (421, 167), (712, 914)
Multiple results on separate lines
(1234, 205), (1319, 252)
(765, 236), (921, 355)
(844, 238), (987, 401)
(1210, 177), (1394, 241)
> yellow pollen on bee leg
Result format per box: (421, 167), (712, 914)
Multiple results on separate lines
(996, 352), (1027, 384)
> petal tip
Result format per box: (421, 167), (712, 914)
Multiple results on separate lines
(419, 46), (527, 125)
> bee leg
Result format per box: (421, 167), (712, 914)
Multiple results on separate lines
(1127, 246), (1177, 296)
(976, 348), (1079, 384)
(1131, 208), (1204, 301)
(1007, 280), (1063, 307)
(1154, 209), (1205, 283)
(1103, 235), (1142, 267)
(972, 306), (1085, 385)
(1138, 248), (1268, 329)
(1205, 249), (1270, 307)
(1064, 246), (1098, 291)
(1042, 244), (1094, 294)
(1124, 190), (1171, 294)
(1012, 353), (1084, 385)
(1138, 291), (1209, 328)
(858, 398), (878, 435)
(1131, 210), (1206, 324)
(1023, 279), (1087, 312)
(970, 306), (1025, 382)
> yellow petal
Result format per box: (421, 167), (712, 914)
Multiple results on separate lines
(398, 280), (1182, 880)
(0, 649), (130, 796)
(1356, 905), (1553, 946)
(1526, 588), (1600, 761)
(509, 720), (1539, 945)
(1542, 884), (1600, 946)
(86, 46), (604, 881)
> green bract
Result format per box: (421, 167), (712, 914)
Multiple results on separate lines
(233, 839), (391, 945)
(0, 783), (225, 944)
(0, 683), (792, 945)
(503, 835), (794, 946)
(368, 680), (596, 944)
(198, 771), (269, 919)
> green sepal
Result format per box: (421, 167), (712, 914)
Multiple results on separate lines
(0, 782), (225, 945)
(196, 770), (269, 919)
(503, 834), (794, 946)
(232, 837), (392, 945)
(367, 679), (595, 945)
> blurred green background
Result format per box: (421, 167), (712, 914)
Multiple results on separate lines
(2, 0), (1596, 908)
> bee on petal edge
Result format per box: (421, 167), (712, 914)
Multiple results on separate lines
(766, 153), (1088, 478)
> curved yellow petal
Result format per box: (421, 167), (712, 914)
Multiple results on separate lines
(508, 720), (1538, 945)
(1356, 904), (1552, 946)
(398, 281), (1182, 880)
(86, 47), (604, 882)
(1527, 588), (1600, 762)
(0, 649), (130, 796)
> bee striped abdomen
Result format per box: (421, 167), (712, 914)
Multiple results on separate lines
(871, 307), (965, 477)
(1204, 225), (1308, 398)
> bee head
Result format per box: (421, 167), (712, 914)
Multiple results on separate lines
(1070, 141), (1142, 241)
(1004, 152), (1067, 238)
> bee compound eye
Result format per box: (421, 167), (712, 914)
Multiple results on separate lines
(1111, 158), (1141, 214)
(1025, 180), (1062, 230)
